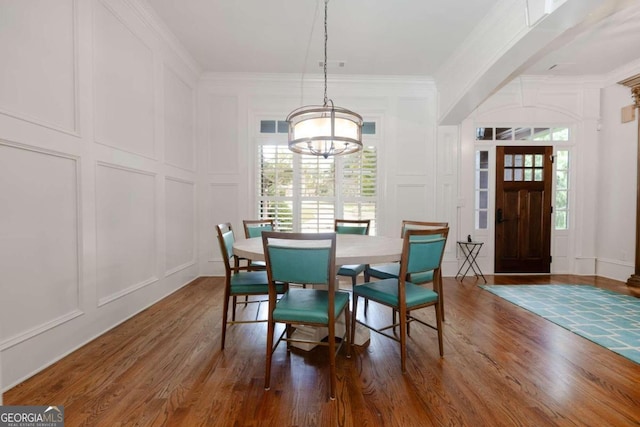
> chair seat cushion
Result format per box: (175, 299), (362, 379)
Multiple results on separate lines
(354, 278), (438, 309)
(367, 264), (434, 284)
(338, 264), (366, 277)
(273, 289), (349, 324)
(230, 271), (284, 294)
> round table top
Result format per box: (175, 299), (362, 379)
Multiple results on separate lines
(233, 234), (403, 266)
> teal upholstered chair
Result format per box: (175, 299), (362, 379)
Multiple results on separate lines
(262, 231), (350, 400)
(216, 222), (286, 350)
(365, 220), (449, 319)
(351, 226), (449, 372)
(334, 219), (371, 286)
(242, 219), (275, 270)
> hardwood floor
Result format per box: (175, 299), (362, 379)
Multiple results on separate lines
(5, 275), (640, 426)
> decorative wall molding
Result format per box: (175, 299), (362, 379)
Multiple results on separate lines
(0, 0), (79, 137)
(0, 310), (84, 351)
(95, 161), (157, 306)
(97, 276), (159, 307)
(165, 261), (197, 278)
(0, 140), (83, 350)
(93, 0), (156, 160)
(163, 63), (196, 172)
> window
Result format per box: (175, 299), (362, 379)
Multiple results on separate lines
(555, 150), (569, 230)
(476, 126), (569, 142)
(475, 150), (489, 229)
(257, 121), (378, 233)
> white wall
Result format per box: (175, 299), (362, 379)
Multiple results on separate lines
(595, 60), (640, 281)
(197, 74), (459, 277)
(0, 0), (199, 391)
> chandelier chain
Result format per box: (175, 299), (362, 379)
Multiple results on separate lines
(323, 0), (328, 106)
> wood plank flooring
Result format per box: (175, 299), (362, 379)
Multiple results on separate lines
(5, 275), (640, 426)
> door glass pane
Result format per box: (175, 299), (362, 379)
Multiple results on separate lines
(504, 169), (513, 181)
(534, 168), (543, 181)
(514, 155), (523, 167)
(514, 169), (523, 181)
(524, 154), (533, 167)
(535, 154), (543, 167)
(524, 169), (532, 181)
(504, 154), (513, 167)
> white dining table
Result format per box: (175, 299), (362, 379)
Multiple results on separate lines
(233, 233), (403, 266)
(232, 233), (403, 347)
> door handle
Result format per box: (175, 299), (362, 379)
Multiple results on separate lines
(496, 208), (505, 224)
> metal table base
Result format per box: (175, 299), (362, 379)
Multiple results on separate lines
(456, 241), (487, 283)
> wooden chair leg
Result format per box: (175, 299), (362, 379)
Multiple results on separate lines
(221, 290), (231, 350)
(399, 306), (408, 373)
(439, 270), (445, 322)
(436, 302), (444, 357)
(265, 319), (275, 390)
(232, 296), (237, 321)
(328, 322), (337, 400)
(350, 295), (359, 355)
(345, 305), (352, 359)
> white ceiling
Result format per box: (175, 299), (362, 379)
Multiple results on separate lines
(145, 0), (640, 78)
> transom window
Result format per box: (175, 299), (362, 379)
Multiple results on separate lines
(476, 127), (569, 141)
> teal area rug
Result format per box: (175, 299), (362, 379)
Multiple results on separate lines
(480, 284), (640, 364)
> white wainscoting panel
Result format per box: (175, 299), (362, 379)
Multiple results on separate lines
(93, 1), (155, 158)
(164, 65), (195, 171)
(208, 95), (239, 175)
(0, 0), (76, 133)
(396, 184), (429, 222)
(96, 163), (157, 306)
(165, 177), (195, 274)
(0, 143), (80, 348)
(395, 97), (430, 176)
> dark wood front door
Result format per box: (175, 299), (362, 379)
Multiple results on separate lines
(495, 146), (552, 273)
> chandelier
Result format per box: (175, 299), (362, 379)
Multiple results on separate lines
(286, 0), (363, 159)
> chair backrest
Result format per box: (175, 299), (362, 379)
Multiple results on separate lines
(262, 232), (337, 287)
(401, 220), (449, 238)
(398, 227), (449, 279)
(334, 219), (370, 235)
(216, 222), (236, 275)
(243, 219), (275, 238)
